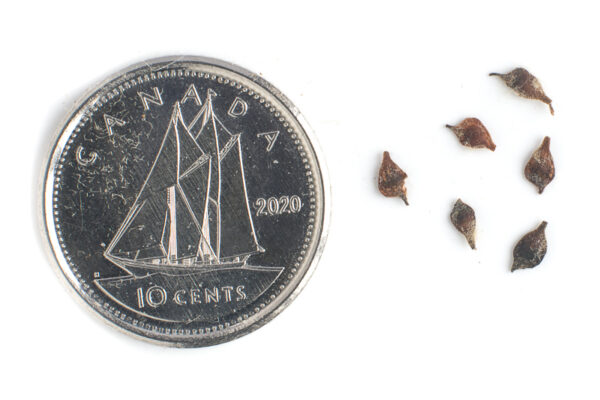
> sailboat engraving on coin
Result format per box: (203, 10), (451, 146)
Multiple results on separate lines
(105, 93), (266, 274)
(96, 91), (284, 323)
(43, 57), (329, 346)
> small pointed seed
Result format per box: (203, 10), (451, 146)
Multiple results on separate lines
(490, 68), (554, 115)
(525, 136), (555, 194)
(511, 221), (548, 272)
(445, 118), (496, 151)
(378, 151), (409, 205)
(450, 199), (477, 249)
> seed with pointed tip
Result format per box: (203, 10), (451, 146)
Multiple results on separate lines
(525, 136), (555, 194)
(511, 221), (548, 272)
(445, 118), (496, 151)
(490, 68), (554, 115)
(378, 151), (409, 205)
(450, 199), (477, 250)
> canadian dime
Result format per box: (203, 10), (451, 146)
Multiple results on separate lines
(42, 56), (329, 346)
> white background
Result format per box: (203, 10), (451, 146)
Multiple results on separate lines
(2, 1), (599, 399)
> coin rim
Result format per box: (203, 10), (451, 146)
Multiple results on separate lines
(40, 55), (331, 347)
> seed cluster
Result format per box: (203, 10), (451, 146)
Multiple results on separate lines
(378, 67), (555, 272)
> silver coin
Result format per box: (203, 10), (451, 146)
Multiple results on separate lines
(42, 56), (329, 347)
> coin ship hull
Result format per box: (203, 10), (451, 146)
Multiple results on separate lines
(106, 254), (253, 276)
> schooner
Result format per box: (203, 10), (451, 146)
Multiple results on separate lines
(104, 91), (263, 275)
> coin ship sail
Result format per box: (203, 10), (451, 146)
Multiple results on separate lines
(104, 93), (263, 274)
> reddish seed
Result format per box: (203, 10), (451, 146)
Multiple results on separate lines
(511, 221), (548, 272)
(450, 199), (477, 250)
(525, 136), (555, 194)
(445, 118), (496, 151)
(378, 151), (409, 205)
(490, 68), (554, 115)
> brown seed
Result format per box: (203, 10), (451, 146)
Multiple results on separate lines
(450, 199), (477, 250)
(511, 221), (548, 272)
(445, 118), (496, 151)
(378, 151), (408, 205)
(525, 136), (555, 194)
(490, 68), (554, 115)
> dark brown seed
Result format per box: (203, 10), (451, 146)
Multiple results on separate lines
(511, 221), (548, 272)
(525, 136), (555, 194)
(450, 199), (476, 250)
(490, 68), (554, 115)
(445, 118), (496, 151)
(378, 151), (408, 205)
